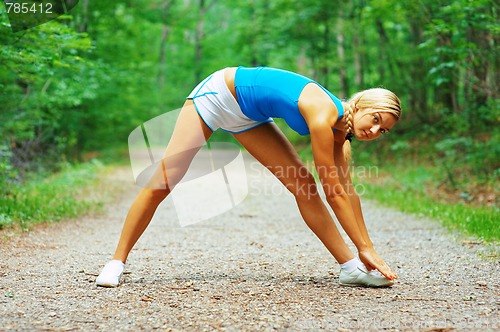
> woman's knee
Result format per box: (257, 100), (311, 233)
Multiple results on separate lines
(285, 172), (319, 200)
(143, 160), (187, 192)
(141, 187), (170, 203)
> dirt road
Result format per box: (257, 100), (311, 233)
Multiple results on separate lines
(1, 153), (498, 331)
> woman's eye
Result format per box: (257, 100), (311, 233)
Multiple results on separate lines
(380, 129), (386, 134)
(373, 115), (379, 123)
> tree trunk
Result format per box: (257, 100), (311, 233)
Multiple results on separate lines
(318, 1), (332, 87)
(353, 33), (364, 90)
(408, 19), (429, 122)
(470, 27), (492, 106)
(194, 0), (207, 84)
(437, 32), (459, 114)
(77, 0), (89, 32)
(351, 0), (365, 91)
(375, 20), (387, 82)
(158, 25), (171, 90)
(158, 1), (175, 90)
(250, 0), (258, 67)
(336, 15), (349, 98)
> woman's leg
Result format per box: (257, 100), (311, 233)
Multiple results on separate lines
(112, 100), (212, 263)
(233, 123), (354, 264)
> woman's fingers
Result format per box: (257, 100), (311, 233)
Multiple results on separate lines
(377, 263), (398, 280)
(374, 261), (397, 280)
(359, 249), (398, 280)
(377, 264), (397, 280)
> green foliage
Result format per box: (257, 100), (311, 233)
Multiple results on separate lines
(2, 0), (498, 165)
(0, 161), (104, 229)
(302, 139), (499, 242)
(0, 0), (498, 231)
(0, 145), (19, 192)
(435, 134), (500, 185)
(1, 9), (98, 176)
(362, 182), (499, 243)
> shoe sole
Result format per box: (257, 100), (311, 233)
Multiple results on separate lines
(339, 267), (394, 288)
(339, 281), (393, 288)
(96, 282), (119, 288)
(96, 276), (120, 288)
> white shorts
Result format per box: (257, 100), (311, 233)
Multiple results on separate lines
(187, 68), (273, 133)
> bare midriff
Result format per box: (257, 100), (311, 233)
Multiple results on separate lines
(224, 67), (238, 102)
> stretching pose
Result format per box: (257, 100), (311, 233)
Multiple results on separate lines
(96, 66), (401, 288)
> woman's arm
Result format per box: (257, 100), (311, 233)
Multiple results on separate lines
(333, 141), (397, 277)
(298, 84), (396, 279)
(308, 122), (370, 250)
(333, 138), (373, 248)
(310, 124), (396, 279)
(298, 85), (369, 250)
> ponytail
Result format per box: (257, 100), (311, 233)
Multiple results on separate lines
(342, 92), (362, 162)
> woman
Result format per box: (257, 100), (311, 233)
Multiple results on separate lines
(96, 66), (401, 288)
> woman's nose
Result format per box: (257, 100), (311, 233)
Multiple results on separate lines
(370, 125), (380, 134)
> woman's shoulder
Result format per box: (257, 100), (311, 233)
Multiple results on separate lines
(298, 83), (340, 128)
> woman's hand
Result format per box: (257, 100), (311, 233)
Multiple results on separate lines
(358, 247), (398, 280)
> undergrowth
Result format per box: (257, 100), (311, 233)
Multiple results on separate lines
(0, 160), (107, 231)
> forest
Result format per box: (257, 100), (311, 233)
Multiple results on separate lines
(0, 0), (498, 237)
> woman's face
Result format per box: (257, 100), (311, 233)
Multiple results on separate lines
(353, 110), (398, 141)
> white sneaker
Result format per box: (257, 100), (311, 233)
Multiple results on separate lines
(96, 260), (125, 287)
(339, 266), (394, 288)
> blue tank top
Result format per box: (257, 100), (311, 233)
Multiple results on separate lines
(234, 67), (344, 136)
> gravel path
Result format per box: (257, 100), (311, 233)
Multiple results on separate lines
(1, 152), (498, 331)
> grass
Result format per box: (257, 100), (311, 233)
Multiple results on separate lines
(297, 145), (499, 244)
(352, 154), (498, 243)
(0, 159), (116, 232)
(359, 182), (499, 243)
(1, 138), (497, 246)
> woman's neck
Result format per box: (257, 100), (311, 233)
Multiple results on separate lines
(333, 102), (348, 131)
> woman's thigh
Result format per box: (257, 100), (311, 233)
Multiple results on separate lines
(233, 122), (317, 198)
(145, 100), (213, 190)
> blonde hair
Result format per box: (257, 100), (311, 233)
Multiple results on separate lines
(342, 88), (402, 161)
